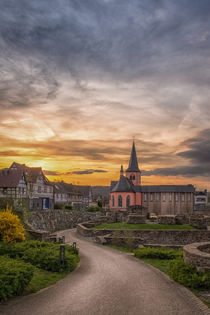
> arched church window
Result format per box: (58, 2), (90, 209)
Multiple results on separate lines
(112, 196), (115, 207)
(118, 195), (122, 207)
(132, 175), (135, 180)
(126, 195), (130, 208)
(130, 175), (132, 180)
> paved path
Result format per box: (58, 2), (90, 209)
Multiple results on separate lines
(0, 230), (209, 315)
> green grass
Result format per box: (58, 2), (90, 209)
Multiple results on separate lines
(105, 244), (133, 253)
(140, 258), (171, 274)
(92, 222), (197, 230)
(25, 268), (67, 294)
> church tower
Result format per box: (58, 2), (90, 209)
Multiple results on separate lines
(126, 141), (141, 186)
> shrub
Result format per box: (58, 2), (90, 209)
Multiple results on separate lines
(54, 203), (63, 210)
(134, 247), (182, 260)
(0, 206), (25, 242)
(87, 206), (100, 212)
(0, 256), (34, 301)
(0, 241), (79, 273)
(169, 258), (210, 289)
(65, 205), (73, 210)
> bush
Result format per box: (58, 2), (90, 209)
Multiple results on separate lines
(134, 247), (182, 260)
(54, 203), (63, 210)
(169, 258), (210, 289)
(0, 241), (79, 273)
(0, 206), (25, 242)
(65, 205), (73, 210)
(87, 206), (100, 212)
(0, 256), (34, 301)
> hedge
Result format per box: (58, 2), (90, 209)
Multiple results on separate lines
(0, 241), (79, 273)
(0, 256), (34, 301)
(169, 258), (210, 289)
(134, 247), (182, 260)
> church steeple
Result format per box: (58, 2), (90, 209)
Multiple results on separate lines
(126, 141), (140, 172)
(126, 140), (141, 186)
(120, 165), (124, 176)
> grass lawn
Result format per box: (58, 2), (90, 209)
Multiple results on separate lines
(25, 268), (67, 294)
(92, 222), (197, 230)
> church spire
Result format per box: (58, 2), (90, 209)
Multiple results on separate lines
(120, 165), (124, 176)
(126, 141), (140, 172)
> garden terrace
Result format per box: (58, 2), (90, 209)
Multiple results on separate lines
(77, 221), (210, 246)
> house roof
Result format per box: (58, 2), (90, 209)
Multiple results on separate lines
(73, 185), (91, 196)
(111, 175), (135, 193)
(126, 141), (140, 172)
(52, 182), (69, 194)
(0, 169), (25, 188)
(138, 185), (195, 193)
(9, 162), (51, 185)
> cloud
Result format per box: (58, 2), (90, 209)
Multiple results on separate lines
(43, 169), (107, 176)
(142, 166), (210, 177)
(177, 129), (210, 164)
(43, 170), (60, 176)
(69, 169), (108, 175)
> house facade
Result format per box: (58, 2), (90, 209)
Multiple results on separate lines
(9, 162), (54, 210)
(110, 141), (195, 215)
(0, 168), (27, 201)
(53, 181), (83, 208)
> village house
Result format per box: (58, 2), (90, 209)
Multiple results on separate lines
(53, 181), (83, 208)
(0, 168), (27, 202)
(9, 162), (54, 210)
(110, 142), (195, 215)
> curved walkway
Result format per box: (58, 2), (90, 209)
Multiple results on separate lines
(0, 230), (209, 315)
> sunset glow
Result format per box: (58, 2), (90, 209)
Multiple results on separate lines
(1, 1), (210, 188)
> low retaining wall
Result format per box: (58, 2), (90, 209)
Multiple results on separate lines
(183, 242), (210, 271)
(28, 210), (107, 232)
(77, 222), (210, 245)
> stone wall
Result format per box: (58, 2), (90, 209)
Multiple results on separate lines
(28, 210), (106, 232)
(77, 222), (210, 245)
(183, 242), (210, 271)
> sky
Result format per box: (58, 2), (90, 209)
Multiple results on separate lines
(0, 0), (210, 188)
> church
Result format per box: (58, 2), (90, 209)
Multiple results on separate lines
(109, 142), (195, 215)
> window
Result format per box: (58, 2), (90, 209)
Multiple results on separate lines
(169, 192), (172, 202)
(44, 186), (47, 193)
(182, 193), (185, 202)
(126, 195), (130, 208)
(112, 196), (115, 207)
(144, 193), (147, 202)
(175, 193), (179, 202)
(188, 193), (191, 201)
(130, 174), (135, 180)
(156, 193), (160, 201)
(150, 193), (153, 202)
(162, 193), (166, 202)
(38, 186), (41, 193)
(118, 195), (122, 207)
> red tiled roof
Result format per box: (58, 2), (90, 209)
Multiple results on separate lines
(0, 169), (25, 188)
(9, 162), (51, 184)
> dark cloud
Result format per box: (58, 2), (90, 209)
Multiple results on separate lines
(43, 169), (107, 176)
(177, 129), (210, 165)
(142, 166), (210, 177)
(70, 169), (107, 175)
(142, 128), (210, 178)
(1, 0), (210, 110)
